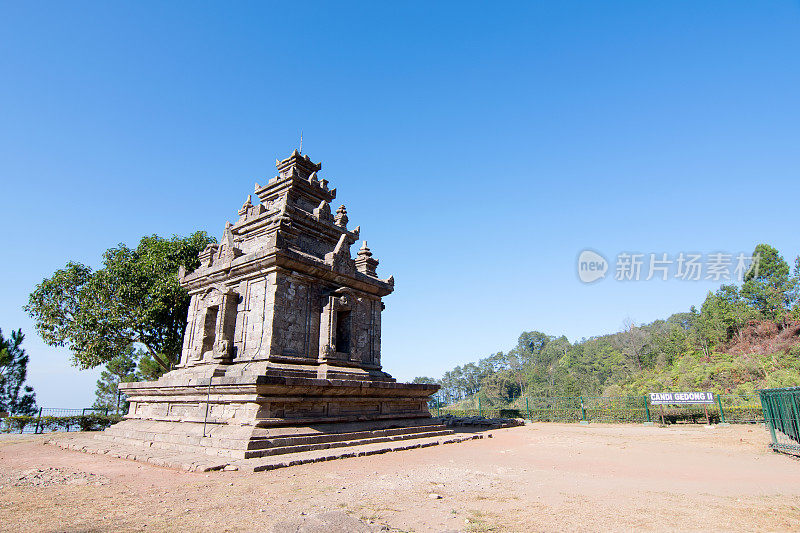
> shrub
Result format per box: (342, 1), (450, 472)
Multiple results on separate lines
(57, 416), (79, 432)
(77, 414), (103, 431)
(38, 416), (61, 432)
(3, 416), (33, 433)
(75, 414), (121, 432)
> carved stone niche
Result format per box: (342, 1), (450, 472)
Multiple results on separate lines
(195, 286), (239, 364)
(319, 288), (358, 363)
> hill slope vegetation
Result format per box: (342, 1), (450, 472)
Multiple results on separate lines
(417, 244), (800, 402)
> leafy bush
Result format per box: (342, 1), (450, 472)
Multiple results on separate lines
(3, 415), (33, 433)
(2, 414), (122, 433)
(38, 416), (61, 432)
(94, 414), (122, 430)
(58, 416), (79, 432)
(79, 414), (110, 431)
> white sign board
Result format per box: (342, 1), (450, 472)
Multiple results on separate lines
(649, 392), (714, 405)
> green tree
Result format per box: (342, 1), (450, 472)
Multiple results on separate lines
(93, 346), (143, 412)
(460, 362), (485, 396)
(614, 319), (649, 372)
(25, 232), (215, 374)
(0, 329), (37, 415)
(515, 331), (551, 358)
(789, 255), (800, 320)
(411, 376), (438, 384)
(530, 335), (570, 396)
(480, 371), (520, 400)
(741, 244), (796, 322)
(439, 369), (461, 403)
(137, 352), (170, 381)
(647, 315), (692, 367)
(693, 285), (756, 358)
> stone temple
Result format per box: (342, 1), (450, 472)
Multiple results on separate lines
(106, 150), (444, 460)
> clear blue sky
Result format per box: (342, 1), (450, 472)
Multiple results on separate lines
(1, 2), (799, 407)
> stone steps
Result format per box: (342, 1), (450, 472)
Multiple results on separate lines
(46, 431), (484, 473)
(94, 421), (454, 459)
(95, 423), (247, 457)
(248, 423), (447, 447)
(237, 432), (483, 472)
(242, 428), (453, 458)
(49, 435), (225, 472)
(96, 433), (229, 457)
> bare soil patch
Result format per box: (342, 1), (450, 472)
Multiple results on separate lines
(1, 424), (799, 532)
(10, 466), (110, 487)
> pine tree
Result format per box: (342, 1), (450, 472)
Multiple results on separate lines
(0, 329), (37, 415)
(93, 346), (141, 412)
(741, 244), (796, 322)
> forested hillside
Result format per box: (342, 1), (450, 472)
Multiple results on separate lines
(416, 244), (800, 402)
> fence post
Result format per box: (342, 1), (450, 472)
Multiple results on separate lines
(787, 392), (800, 442)
(760, 392), (778, 449)
(717, 394), (729, 426)
(580, 397), (588, 425)
(526, 397), (531, 421)
(644, 395), (654, 426)
(478, 396), (482, 418)
(34, 407), (43, 434)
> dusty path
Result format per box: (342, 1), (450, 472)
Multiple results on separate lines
(1, 424), (799, 532)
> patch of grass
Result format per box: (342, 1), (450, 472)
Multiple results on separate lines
(360, 512), (381, 522)
(465, 510), (501, 532)
(357, 504), (402, 523)
(473, 494), (520, 503)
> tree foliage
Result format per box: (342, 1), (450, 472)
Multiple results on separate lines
(741, 244), (797, 322)
(93, 345), (143, 411)
(25, 232), (215, 373)
(0, 329), (37, 415)
(694, 285), (757, 358)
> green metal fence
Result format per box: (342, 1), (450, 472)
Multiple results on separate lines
(0, 407), (121, 434)
(435, 393), (763, 424)
(760, 387), (800, 456)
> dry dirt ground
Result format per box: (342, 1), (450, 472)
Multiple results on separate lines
(2, 423), (799, 532)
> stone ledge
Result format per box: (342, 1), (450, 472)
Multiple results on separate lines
(120, 374), (438, 393)
(244, 433), (483, 472)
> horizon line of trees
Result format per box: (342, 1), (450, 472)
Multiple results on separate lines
(415, 244), (800, 404)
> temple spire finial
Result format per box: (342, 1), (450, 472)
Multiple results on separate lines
(275, 149), (322, 180)
(335, 205), (349, 228)
(355, 240), (379, 277)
